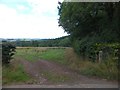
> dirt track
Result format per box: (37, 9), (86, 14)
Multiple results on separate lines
(3, 57), (118, 88)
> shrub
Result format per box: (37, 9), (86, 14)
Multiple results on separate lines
(2, 41), (16, 65)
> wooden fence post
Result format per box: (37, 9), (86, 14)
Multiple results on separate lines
(99, 50), (103, 63)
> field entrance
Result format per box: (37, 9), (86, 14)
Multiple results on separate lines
(2, 47), (118, 88)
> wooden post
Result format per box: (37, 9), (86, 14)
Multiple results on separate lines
(99, 50), (103, 63)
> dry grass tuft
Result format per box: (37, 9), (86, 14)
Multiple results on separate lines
(65, 48), (118, 80)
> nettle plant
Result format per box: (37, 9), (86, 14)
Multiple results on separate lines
(2, 41), (16, 65)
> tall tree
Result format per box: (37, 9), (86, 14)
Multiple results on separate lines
(58, 2), (120, 61)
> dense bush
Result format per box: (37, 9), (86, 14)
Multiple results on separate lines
(58, 2), (120, 62)
(2, 41), (16, 65)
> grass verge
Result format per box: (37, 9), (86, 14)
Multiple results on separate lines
(65, 48), (118, 80)
(2, 62), (31, 85)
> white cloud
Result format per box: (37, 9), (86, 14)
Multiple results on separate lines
(0, 0), (67, 39)
(27, 0), (59, 16)
(17, 5), (29, 11)
(0, 4), (17, 18)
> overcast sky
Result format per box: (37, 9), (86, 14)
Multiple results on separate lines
(0, 0), (68, 39)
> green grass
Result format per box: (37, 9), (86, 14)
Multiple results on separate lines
(15, 48), (42, 62)
(2, 64), (31, 85)
(15, 47), (67, 64)
(79, 61), (118, 80)
(39, 48), (67, 64)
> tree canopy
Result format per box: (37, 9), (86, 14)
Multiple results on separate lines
(58, 2), (120, 61)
